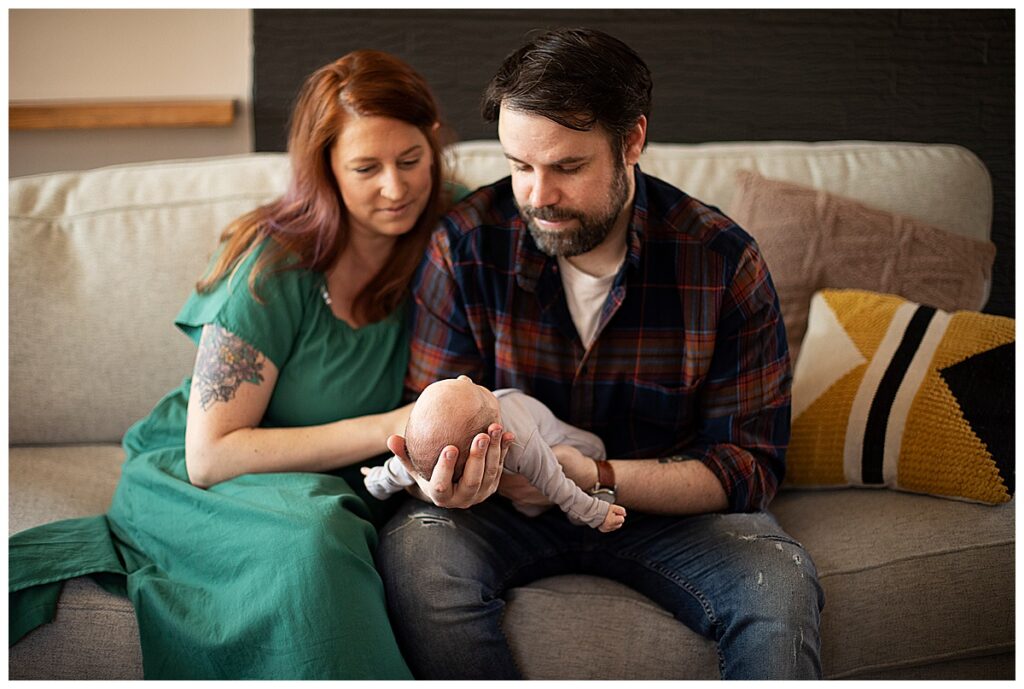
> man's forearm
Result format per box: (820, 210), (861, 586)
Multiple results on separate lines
(554, 446), (731, 516)
(610, 458), (728, 515)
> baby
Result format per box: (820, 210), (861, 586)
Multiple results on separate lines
(362, 376), (626, 532)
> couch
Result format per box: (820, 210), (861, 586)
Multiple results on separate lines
(9, 140), (1014, 680)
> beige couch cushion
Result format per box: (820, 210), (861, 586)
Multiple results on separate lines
(10, 143), (992, 446)
(9, 444), (125, 535)
(505, 488), (1014, 679)
(9, 155), (291, 444)
(771, 489), (1014, 678)
(8, 577), (142, 681)
(505, 575), (717, 679)
(450, 140), (993, 242)
(9, 445), (142, 679)
(9, 447), (1013, 680)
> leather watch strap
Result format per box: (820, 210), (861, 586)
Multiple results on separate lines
(594, 459), (616, 491)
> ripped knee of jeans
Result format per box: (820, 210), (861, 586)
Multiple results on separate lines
(408, 512), (455, 528)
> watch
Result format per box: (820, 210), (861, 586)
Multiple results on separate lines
(588, 459), (616, 503)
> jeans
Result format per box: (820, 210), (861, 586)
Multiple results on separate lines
(377, 497), (824, 679)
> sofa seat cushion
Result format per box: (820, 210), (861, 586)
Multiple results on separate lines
(9, 444), (126, 535)
(503, 574), (718, 679)
(9, 445), (143, 679)
(504, 488), (1013, 679)
(9, 576), (142, 680)
(10, 446), (1013, 680)
(772, 488), (1014, 678)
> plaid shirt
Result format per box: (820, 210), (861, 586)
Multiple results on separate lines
(407, 167), (791, 512)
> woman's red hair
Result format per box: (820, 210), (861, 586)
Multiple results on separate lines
(197, 50), (449, 324)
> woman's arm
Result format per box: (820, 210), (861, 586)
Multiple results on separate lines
(184, 324), (412, 488)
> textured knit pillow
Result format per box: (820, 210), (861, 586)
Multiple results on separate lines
(729, 171), (996, 362)
(786, 289), (1013, 504)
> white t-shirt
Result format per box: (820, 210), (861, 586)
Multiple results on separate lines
(557, 254), (623, 349)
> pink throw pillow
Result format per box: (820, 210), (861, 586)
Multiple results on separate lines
(728, 171), (995, 362)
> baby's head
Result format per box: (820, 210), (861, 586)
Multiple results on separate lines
(405, 376), (501, 482)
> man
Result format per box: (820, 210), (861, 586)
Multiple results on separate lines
(379, 28), (824, 679)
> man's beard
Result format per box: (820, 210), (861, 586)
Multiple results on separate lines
(518, 164), (630, 257)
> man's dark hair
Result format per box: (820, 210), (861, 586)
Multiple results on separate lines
(482, 27), (652, 157)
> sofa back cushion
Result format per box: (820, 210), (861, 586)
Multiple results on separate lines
(451, 140), (993, 242)
(9, 155), (291, 444)
(9, 142), (992, 444)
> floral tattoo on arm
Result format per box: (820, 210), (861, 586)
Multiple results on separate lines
(194, 325), (265, 411)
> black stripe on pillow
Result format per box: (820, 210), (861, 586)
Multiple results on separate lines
(861, 305), (937, 484)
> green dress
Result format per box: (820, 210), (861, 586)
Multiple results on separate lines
(9, 242), (414, 679)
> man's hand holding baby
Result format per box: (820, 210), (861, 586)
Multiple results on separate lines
(386, 423), (514, 509)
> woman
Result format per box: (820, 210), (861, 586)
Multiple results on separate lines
(9, 50), (508, 679)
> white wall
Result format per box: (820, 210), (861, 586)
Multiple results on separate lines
(9, 9), (253, 177)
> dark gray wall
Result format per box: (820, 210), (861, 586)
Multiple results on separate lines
(253, 9), (1013, 317)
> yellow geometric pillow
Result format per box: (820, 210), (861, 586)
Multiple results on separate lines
(787, 289), (1014, 504)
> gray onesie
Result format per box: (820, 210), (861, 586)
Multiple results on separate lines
(362, 389), (611, 528)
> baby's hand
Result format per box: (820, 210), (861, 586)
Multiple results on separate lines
(599, 504), (626, 532)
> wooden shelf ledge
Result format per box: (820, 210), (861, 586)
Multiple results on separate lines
(9, 99), (236, 130)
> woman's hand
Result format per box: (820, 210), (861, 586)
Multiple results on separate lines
(386, 423), (514, 509)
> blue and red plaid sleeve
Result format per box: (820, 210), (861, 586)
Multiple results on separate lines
(686, 240), (791, 511)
